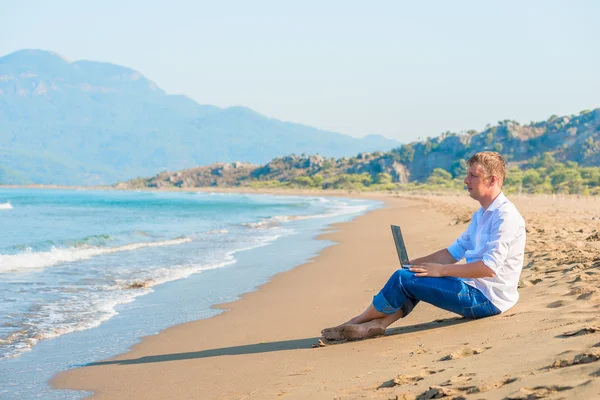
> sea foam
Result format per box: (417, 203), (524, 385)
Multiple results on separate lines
(0, 237), (192, 274)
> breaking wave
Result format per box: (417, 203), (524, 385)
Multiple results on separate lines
(0, 238), (192, 274)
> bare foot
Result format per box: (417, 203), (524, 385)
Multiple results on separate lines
(342, 321), (386, 341)
(321, 326), (345, 341)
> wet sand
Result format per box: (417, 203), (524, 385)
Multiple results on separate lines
(51, 192), (600, 399)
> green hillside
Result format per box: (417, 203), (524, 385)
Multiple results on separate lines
(119, 109), (600, 195)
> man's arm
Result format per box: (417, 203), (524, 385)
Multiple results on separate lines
(409, 260), (496, 279)
(409, 249), (458, 265)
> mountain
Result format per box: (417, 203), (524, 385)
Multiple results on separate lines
(118, 109), (600, 195)
(400, 110), (600, 181)
(0, 49), (401, 185)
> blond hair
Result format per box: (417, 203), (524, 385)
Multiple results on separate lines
(467, 151), (506, 186)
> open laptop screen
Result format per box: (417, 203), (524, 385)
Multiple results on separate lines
(391, 225), (410, 267)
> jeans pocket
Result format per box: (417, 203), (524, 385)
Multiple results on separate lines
(461, 302), (497, 319)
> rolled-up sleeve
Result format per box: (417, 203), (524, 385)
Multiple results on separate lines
(481, 212), (523, 271)
(447, 217), (475, 262)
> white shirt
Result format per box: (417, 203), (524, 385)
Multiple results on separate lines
(447, 192), (526, 312)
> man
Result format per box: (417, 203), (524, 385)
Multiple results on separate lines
(322, 151), (526, 341)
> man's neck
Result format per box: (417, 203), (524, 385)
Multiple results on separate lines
(479, 190), (502, 211)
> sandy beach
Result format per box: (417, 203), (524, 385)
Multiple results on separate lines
(51, 192), (600, 400)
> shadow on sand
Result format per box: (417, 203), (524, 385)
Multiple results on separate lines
(86, 317), (467, 367)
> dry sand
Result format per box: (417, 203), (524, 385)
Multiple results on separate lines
(51, 192), (600, 399)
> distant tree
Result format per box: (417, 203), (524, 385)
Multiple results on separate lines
(311, 174), (324, 188)
(504, 166), (523, 191)
(427, 168), (453, 186)
(581, 167), (600, 187)
(522, 169), (543, 190)
(531, 152), (557, 168)
(292, 175), (313, 187)
(493, 143), (503, 152)
(550, 167), (583, 194)
(374, 172), (393, 185)
(358, 172), (373, 186)
(423, 141), (434, 155)
(325, 173), (372, 190)
(321, 159), (334, 170)
(584, 137), (599, 158)
(449, 159), (468, 178)
(398, 144), (415, 164)
(534, 177), (554, 194)
(565, 161), (579, 169)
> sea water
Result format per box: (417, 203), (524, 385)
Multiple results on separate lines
(0, 188), (381, 399)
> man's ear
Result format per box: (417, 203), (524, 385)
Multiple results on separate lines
(489, 176), (497, 188)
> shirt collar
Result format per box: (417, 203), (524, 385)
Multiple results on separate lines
(485, 192), (508, 213)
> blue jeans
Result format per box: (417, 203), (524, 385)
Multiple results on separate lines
(373, 269), (501, 319)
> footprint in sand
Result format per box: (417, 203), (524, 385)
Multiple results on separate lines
(413, 386), (458, 399)
(409, 346), (430, 357)
(547, 300), (567, 308)
(380, 369), (445, 388)
(506, 385), (573, 399)
(550, 349), (600, 369)
(568, 286), (598, 296)
(586, 232), (600, 242)
(569, 262), (598, 273)
(518, 278), (543, 288)
(378, 374), (423, 389)
(439, 373), (475, 387)
(420, 367), (445, 375)
(394, 394), (417, 400)
(569, 273), (598, 283)
(577, 292), (599, 301)
(463, 376), (520, 394)
(566, 286), (600, 302)
(436, 373), (518, 395)
(439, 346), (490, 361)
(560, 326), (600, 337)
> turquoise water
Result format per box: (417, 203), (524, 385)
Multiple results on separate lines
(0, 188), (381, 399)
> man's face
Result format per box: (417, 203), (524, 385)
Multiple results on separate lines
(464, 163), (493, 200)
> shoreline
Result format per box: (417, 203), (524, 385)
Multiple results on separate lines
(0, 189), (380, 399)
(14, 190), (600, 398)
(3, 184), (598, 202)
(50, 193), (411, 399)
(0, 183), (406, 197)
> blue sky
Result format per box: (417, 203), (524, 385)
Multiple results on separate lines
(1, 0), (598, 141)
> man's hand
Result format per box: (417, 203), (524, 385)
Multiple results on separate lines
(408, 249), (458, 266)
(409, 263), (447, 277)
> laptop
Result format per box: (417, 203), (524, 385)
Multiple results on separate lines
(391, 225), (412, 268)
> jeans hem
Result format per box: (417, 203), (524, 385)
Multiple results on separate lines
(373, 292), (398, 314)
